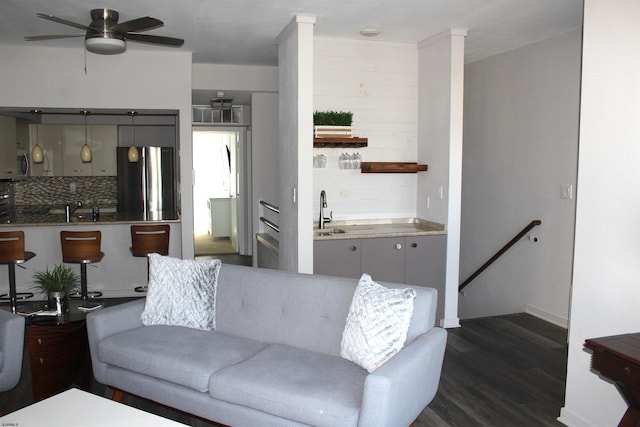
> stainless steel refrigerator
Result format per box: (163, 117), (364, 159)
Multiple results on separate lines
(117, 147), (176, 220)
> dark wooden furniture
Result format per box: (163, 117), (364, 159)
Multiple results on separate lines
(585, 333), (640, 427)
(130, 224), (170, 292)
(0, 231), (35, 313)
(27, 317), (88, 401)
(60, 230), (104, 299)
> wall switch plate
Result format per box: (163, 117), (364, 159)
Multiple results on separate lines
(561, 184), (573, 199)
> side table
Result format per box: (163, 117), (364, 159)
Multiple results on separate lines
(584, 333), (640, 427)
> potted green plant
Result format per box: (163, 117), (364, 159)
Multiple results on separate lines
(33, 265), (79, 314)
(313, 110), (353, 137)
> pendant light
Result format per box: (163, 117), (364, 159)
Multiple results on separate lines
(127, 111), (139, 162)
(31, 109), (44, 164)
(80, 110), (92, 163)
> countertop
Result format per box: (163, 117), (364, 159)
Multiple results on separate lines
(314, 218), (446, 240)
(0, 207), (180, 226)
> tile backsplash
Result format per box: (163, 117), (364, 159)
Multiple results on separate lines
(12, 176), (117, 211)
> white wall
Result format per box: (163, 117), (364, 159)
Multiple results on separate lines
(0, 44), (194, 260)
(192, 64), (278, 92)
(418, 29), (467, 328)
(277, 15), (315, 273)
(313, 37), (419, 220)
(459, 29), (582, 327)
(560, 1), (640, 425)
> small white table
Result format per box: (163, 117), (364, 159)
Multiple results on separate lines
(0, 388), (186, 426)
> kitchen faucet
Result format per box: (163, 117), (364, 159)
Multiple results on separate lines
(319, 190), (332, 229)
(65, 201), (83, 223)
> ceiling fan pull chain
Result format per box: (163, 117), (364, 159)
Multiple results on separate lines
(84, 47), (87, 75)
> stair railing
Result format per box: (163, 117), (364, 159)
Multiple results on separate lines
(459, 220), (542, 292)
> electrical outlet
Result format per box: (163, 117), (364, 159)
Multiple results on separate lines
(69, 182), (76, 193)
(437, 186), (444, 199)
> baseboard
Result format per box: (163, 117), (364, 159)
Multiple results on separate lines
(558, 406), (599, 427)
(439, 317), (460, 329)
(525, 304), (568, 329)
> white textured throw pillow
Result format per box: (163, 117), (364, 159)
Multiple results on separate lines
(341, 274), (416, 372)
(141, 254), (221, 331)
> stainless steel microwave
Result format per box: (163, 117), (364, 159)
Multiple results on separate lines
(16, 149), (29, 179)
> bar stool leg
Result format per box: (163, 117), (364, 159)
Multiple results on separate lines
(134, 256), (151, 293)
(80, 263), (88, 300)
(8, 263), (17, 313)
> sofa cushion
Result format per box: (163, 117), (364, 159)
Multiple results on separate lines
(340, 274), (416, 372)
(98, 325), (267, 392)
(209, 344), (367, 427)
(141, 255), (221, 331)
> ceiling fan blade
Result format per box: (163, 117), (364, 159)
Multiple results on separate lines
(25, 34), (84, 41)
(111, 17), (163, 34)
(126, 33), (184, 47)
(36, 12), (94, 32)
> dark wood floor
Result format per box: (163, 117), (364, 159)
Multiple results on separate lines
(417, 313), (568, 427)
(1, 313), (567, 426)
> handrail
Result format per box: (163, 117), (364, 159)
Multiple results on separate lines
(459, 220), (542, 292)
(259, 200), (279, 214)
(260, 217), (279, 233)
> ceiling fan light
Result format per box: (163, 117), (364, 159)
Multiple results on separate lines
(128, 145), (139, 162)
(85, 37), (126, 54)
(81, 143), (92, 162)
(31, 143), (44, 164)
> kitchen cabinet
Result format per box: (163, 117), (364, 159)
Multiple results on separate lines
(314, 234), (447, 287)
(29, 124), (117, 177)
(0, 116), (18, 179)
(90, 125), (117, 176)
(313, 239), (361, 279)
(405, 234), (447, 288)
(361, 236), (406, 283)
(30, 124), (64, 177)
(63, 125), (92, 176)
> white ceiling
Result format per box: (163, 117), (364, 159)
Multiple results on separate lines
(0, 0), (583, 66)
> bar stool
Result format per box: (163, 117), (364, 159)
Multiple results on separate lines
(0, 231), (35, 313)
(60, 231), (104, 300)
(131, 224), (170, 292)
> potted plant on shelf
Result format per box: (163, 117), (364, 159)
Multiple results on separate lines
(313, 110), (353, 138)
(33, 264), (79, 314)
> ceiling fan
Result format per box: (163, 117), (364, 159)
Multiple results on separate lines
(24, 8), (184, 55)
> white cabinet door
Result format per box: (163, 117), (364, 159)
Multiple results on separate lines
(62, 125), (92, 176)
(30, 124), (63, 177)
(90, 125), (117, 176)
(0, 116), (17, 179)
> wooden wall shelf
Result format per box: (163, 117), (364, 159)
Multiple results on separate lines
(313, 137), (368, 148)
(360, 162), (428, 173)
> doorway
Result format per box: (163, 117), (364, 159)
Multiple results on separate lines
(192, 128), (249, 256)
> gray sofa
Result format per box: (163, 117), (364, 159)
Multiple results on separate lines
(0, 310), (25, 394)
(86, 264), (447, 427)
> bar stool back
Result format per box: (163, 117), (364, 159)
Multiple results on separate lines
(0, 231), (35, 313)
(60, 230), (104, 300)
(131, 224), (170, 292)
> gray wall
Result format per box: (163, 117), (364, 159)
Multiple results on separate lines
(459, 29), (582, 326)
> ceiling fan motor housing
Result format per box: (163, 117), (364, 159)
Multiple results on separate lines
(85, 8), (126, 54)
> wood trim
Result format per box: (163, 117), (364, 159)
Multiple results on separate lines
(313, 137), (368, 148)
(360, 162), (428, 173)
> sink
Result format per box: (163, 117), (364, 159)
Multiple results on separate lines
(316, 228), (347, 236)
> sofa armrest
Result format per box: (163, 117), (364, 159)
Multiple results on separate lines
(358, 327), (447, 427)
(86, 299), (145, 384)
(0, 311), (25, 392)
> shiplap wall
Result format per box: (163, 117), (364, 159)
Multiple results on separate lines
(313, 37), (419, 221)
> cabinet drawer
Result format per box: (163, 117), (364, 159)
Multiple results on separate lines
(592, 352), (640, 387)
(28, 321), (89, 401)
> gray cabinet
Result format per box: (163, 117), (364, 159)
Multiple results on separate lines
(0, 116), (17, 179)
(313, 239), (361, 279)
(405, 234), (447, 288)
(314, 234), (447, 287)
(361, 236), (405, 283)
